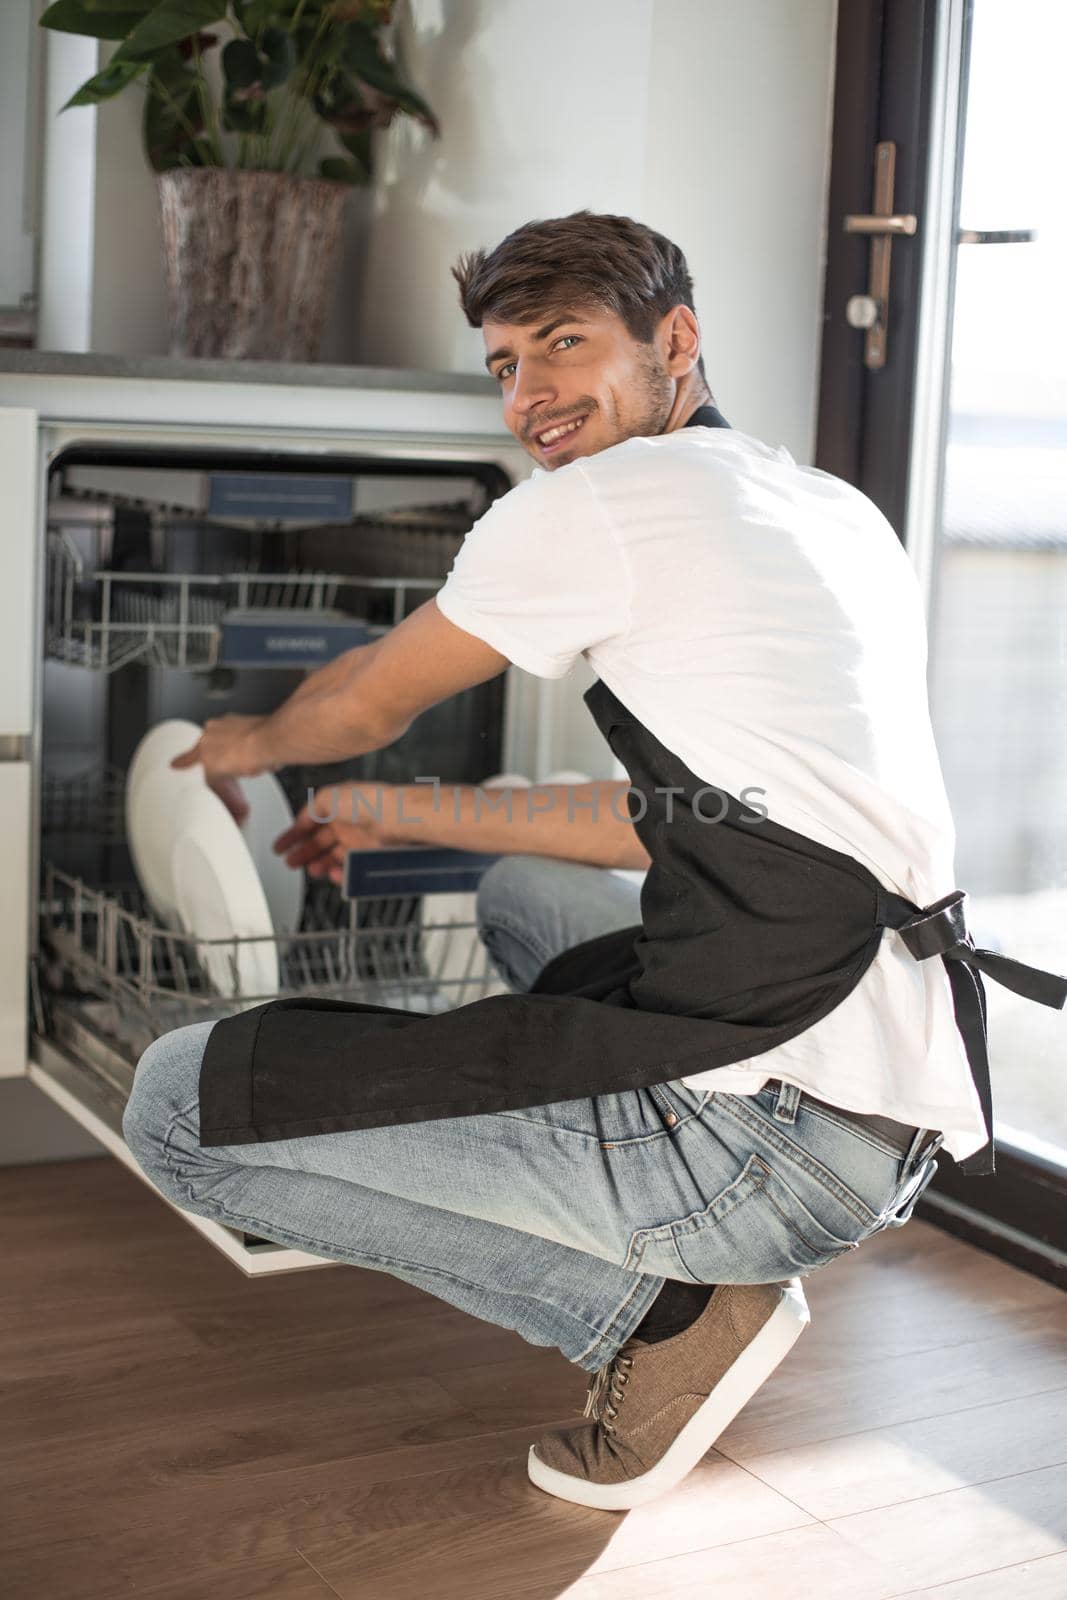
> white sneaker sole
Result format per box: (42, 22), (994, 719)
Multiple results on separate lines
(527, 1277), (810, 1511)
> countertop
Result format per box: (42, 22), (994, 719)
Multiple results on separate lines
(0, 351), (514, 441)
(0, 349), (496, 396)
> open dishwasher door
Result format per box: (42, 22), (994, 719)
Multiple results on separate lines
(22, 418), (555, 1277)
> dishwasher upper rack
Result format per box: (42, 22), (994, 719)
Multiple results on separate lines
(43, 526), (445, 673)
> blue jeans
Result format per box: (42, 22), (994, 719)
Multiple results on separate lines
(122, 856), (933, 1372)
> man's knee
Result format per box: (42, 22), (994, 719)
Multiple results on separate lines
(122, 1019), (214, 1166)
(475, 854), (546, 936)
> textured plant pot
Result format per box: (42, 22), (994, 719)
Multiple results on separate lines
(157, 169), (349, 361)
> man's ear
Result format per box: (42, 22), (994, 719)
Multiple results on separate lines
(662, 304), (702, 378)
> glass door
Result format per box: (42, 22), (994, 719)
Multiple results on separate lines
(817, 0), (1067, 1278)
(926, 0), (1067, 1171)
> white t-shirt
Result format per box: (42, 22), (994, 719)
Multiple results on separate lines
(435, 424), (989, 1165)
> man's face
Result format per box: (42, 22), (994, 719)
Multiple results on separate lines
(482, 304), (676, 469)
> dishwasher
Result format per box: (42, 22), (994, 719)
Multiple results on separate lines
(0, 361), (616, 1275)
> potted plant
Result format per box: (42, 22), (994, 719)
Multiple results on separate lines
(39, 0), (439, 361)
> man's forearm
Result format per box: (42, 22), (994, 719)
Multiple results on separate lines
(369, 781), (651, 870)
(284, 639), (383, 709)
(254, 641), (406, 767)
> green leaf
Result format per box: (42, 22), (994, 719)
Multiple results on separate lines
(259, 27), (295, 89)
(149, 42), (203, 91)
(121, 0), (229, 62)
(340, 21), (438, 133)
(40, 0), (153, 39)
(236, 0), (320, 28)
(318, 156), (366, 185)
(222, 36), (260, 87)
(222, 89), (268, 133)
(222, 28), (293, 94)
(62, 54), (151, 105)
(339, 127), (372, 179)
(143, 59), (205, 170)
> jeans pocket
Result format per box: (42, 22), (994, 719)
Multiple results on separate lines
(624, 1152), (862, 1285)
(714, 1088), (902, 1238)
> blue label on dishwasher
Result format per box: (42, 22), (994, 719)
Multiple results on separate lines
(209, 473), (353, 521)
(343, 846), (503, 899)
(220, 616), (371, 665)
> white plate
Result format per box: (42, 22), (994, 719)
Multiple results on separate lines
(126, 722), (209, 928)
(126, 719), (203, 812)
(479, 771), (531, 788)
(238, 771), (304, 937)
(171, 787), (280, 1001)
(125, 720), (304, 940)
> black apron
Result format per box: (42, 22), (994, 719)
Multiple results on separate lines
(197, 406), (1066, 1176)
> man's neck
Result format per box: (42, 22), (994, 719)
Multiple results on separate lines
(664, 379), (715, 433)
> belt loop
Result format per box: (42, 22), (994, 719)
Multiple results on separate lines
(772, 1080), (802, 1125)
(900, 1125), (932, 1174)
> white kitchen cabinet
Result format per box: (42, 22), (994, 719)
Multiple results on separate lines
(0, 407), (38, 735)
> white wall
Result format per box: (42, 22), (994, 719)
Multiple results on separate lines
(39, 33), (171, 355)
(37, 0), (838, 457)
(355, 0), (839, 460)
(38, 30), (98, 351)
(0, 0), (40, 312)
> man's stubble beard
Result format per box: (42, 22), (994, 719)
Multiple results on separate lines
(535, 348), (675, 466)
(629, 344), (676, 439)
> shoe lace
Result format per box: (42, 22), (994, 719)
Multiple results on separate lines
(582, 1352), (634, 1435)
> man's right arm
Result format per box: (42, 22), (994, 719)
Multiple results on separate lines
(279, 778), (652, 874)
(377, 780), (651, 870)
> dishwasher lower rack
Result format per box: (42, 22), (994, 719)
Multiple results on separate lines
(38, 861), (511, 1063)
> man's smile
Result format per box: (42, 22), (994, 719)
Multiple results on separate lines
(533, 414), (589, 454)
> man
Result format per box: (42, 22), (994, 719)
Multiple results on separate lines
(123, 211), (1063, 1513)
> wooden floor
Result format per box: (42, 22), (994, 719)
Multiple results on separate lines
(2, 1158), (1066, 1600)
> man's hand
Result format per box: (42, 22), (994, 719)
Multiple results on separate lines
(272, 782), (399, 884)
(170, 714), (274, 784)
(207, 774), (251, 828)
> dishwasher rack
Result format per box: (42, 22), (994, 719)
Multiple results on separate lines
(44, 527), (443, 673)
(38, 864), (507, 1059)
(38, 765), (509, 1063)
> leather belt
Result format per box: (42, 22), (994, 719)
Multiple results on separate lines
(765, 1078), (931, 1161)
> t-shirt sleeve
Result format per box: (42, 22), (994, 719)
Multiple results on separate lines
(433, 466), (631, 679)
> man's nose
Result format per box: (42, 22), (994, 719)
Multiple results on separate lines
(508, 363), (557, 427)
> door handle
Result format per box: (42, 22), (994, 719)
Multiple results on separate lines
(842, 141), (917, 370)
(957, 227), (1038, 244)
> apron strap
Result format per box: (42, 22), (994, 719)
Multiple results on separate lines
(882, 888), (1067, 1176)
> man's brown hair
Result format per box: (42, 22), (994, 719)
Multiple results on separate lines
(451, 210), (709, 387)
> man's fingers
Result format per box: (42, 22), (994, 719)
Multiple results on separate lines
(272, 788), (341, 853)
(208, 775), (249, 826)
(272, 807), (319, 853)
(279, 825), (338, 872)
(170, 745), (201, 770)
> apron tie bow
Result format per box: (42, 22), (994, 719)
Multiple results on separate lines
(884, 887), (1067, 1176)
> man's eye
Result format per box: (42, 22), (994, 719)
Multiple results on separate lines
(495, 331), (579, 380)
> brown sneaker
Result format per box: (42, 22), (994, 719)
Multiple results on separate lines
(528, 1278), (810, 1510)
